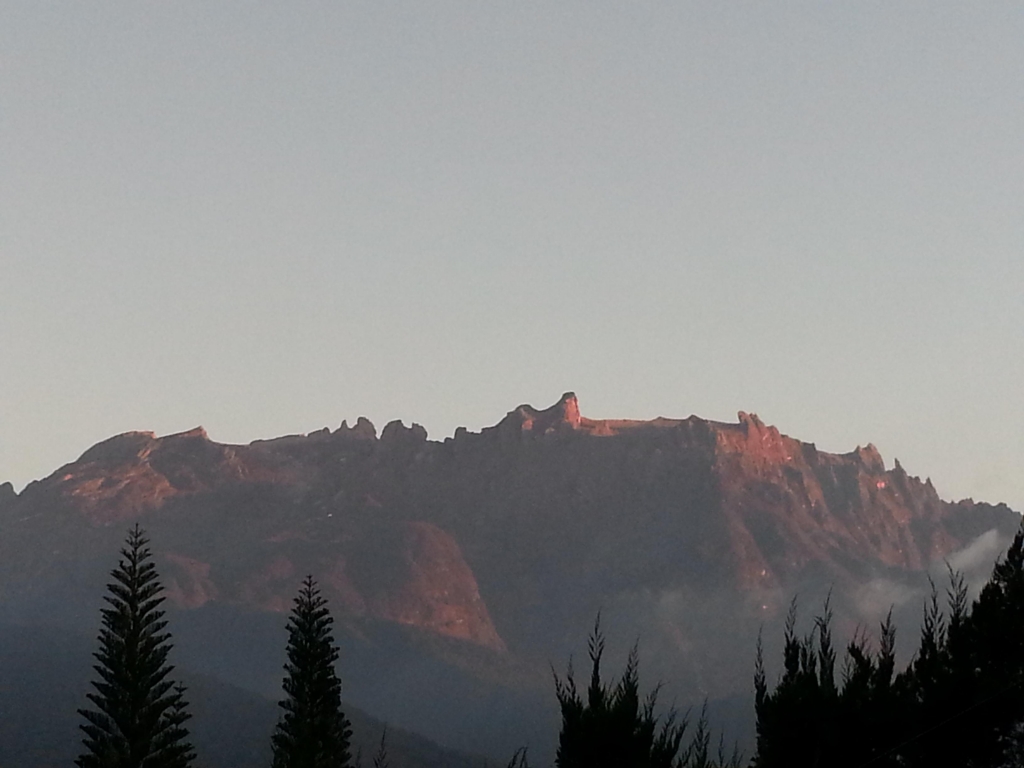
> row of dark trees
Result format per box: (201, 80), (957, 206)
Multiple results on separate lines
(547, 523), (1024, 768)
(75, 526), (359, 768)
(754, 523), (1024, 768)
(74, 525), (742, 768)
(546, 618), (741, 768)
(74, 521), (1024, 767)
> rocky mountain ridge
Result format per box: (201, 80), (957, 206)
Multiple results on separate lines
(0, 393), (1017, 759)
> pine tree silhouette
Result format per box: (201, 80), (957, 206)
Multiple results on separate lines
(753, 521), (1024, 767)
(753, 595), (904, 768)
(272, 575), (352, 768)
(77, 524), (195, 768)
(371, 726), (389, 768)
(554, 616), (739, 768)
(905, 530), (1024, 767)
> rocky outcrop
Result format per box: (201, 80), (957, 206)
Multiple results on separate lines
(34, 427), (293, 524)
(0, 482), (15, 509)
(491, 391), (583, 436)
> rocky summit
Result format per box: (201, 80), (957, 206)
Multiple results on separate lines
(0, 393), (1018, 759)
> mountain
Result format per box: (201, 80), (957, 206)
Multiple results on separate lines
(0, 393), (1017, 761)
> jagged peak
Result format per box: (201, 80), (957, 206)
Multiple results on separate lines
(854, 444), (885, 474)
(496, 391), (582, 436)
(77, 431), (158, 465)
(336, 416), (377, 440)
(536, 391), (581, 429)
(381, 420), (428, 444)
(559, 391), (582, 424)
(737, 411), (765, 430)
(74, 426), (212, 468)
(486, 393), (708, 439)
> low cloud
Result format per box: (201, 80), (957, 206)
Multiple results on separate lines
(853, 578), (921, 623)
(850, 529), (1011, 631)
(947, 528), (1005, 575)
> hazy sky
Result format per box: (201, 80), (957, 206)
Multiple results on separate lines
(2, 2), (1022, 510)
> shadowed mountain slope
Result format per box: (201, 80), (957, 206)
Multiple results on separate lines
(0, 623), (486, 768)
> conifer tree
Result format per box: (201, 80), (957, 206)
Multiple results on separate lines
(753, 520), (1024, 767)
(554, 617), (739, 768)
(966, 525), (1024, 764)
(77, 524), (195, 768)
(753, 596), (902, 768)
(272, 575), (352, 768)
(371, 727), (389, 768)
(505, 747), (530, 768)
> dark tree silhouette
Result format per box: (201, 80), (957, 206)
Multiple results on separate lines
(754, 521), (1024, 768)
(901, 537), (1024, 768)
(352, 727), (389, 768)
(963, 528), (1024, 765)
(77, 524), (195, 768)
(554, 617), (739, 768)
(753, 596), (900, 768)
(272, 575), (352, 768)
(371, 726), (389, 768)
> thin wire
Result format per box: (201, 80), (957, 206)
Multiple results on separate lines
(854, 678), (1021, 768)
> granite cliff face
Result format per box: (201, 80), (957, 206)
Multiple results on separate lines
(0, 393), (1017, 757)
(2, 424), (502, 651)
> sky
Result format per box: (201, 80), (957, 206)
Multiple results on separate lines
(1, 2), (1022, 510)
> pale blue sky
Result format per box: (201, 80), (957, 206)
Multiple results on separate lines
(2, 2), (1022, 510)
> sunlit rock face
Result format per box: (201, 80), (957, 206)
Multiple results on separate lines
(2, 423), (502, 650)
(0, 394), (1017, 755)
